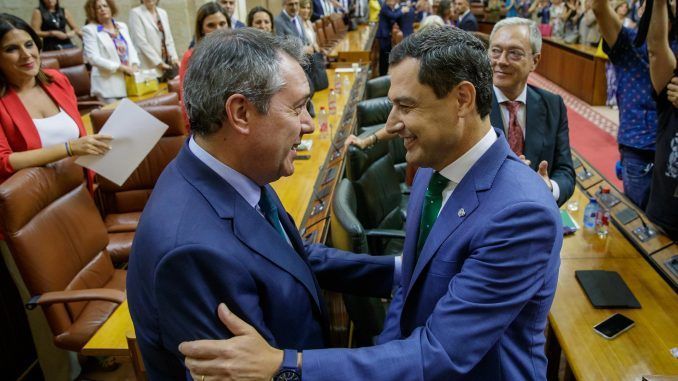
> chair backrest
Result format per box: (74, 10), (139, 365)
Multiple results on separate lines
(59, 64), (91, 98)
(330, 179), (387, 347)
(135, 92), (180, 108)
(40, 47), (84, 68)
(41, 56), (60, 70)
(315, 20), (327, 46)
(167, 78), (181, 100)
(330, 13), (346, 34)
(92, 105), (187, 215)
(365, 75), (391, 100)
(345, 143), (403, 229)
(356, 97), (392, 130)
(0, 159), (115, 349)
(324, 21), (336, 41)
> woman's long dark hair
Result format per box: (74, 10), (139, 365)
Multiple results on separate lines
(246, 6), (275, 33)
(195, 2), (231, 43)
(0, 13), (52, 96)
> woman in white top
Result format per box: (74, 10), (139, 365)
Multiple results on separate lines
(299, 0), (321, 52)
(128, 0), (179, 80)
(82, 0), (140, 102)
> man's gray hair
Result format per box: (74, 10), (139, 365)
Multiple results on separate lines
(183, 28), (306, 135)
(490, 17), (542, 54)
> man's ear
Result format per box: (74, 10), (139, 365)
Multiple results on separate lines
(225, 94), (252, 135)
(531, 52), (541, 72)
(455, 81), (477, 117)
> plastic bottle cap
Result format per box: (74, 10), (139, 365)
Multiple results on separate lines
(601, 187), (610, 193)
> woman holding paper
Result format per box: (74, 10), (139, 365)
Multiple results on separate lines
(0, 13), (111, 183)
(83, 0), (141, 102)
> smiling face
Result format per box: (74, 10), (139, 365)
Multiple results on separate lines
(219, 0), (237, 17)
(489, 24), (539, 99)
(252, 11), (272, 32)
(385, 58), (465, 171)
(299, 2), (312, 21)
(0, 29), (41, 87)
(247, 53), (314, 184)
(201, 12), (229, 37)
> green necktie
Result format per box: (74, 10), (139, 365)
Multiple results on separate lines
(258, 187), (286, 239)
(417, 172), (450, 255)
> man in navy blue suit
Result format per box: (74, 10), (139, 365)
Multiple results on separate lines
(219, 0), (246, 28)
(126, 29), (395, 380)
(180, 26), (562, 381)
(455, 0), (478, 31)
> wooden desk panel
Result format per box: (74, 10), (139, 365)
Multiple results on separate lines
(550, 257), (678, 381)
(328, 24), (376, 60)
(536, 39), (607, 106)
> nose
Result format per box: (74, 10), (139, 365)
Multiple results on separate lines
(385, 109), (404, 135)
(300, 106), (315, 135)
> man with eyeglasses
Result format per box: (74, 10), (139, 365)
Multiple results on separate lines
(489, 17), (575, 207)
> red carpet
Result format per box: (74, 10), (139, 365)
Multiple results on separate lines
(566, 108), (621, 189)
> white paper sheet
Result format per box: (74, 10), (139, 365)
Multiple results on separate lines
(76, 98), (168, 186)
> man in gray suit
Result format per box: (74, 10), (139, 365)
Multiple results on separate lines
(275, 0), (309, 45)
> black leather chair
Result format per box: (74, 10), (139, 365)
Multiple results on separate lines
(364, 75), (391, 100)
(356, 97), (392, 135)
(330, 179), (403, 346)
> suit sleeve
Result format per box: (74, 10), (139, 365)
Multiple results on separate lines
(82, 25), (120, 73)
(306, 243), (395, 298)
(302, 202), (560, 380)
(154, 244), (276, 364)
(128, 10), (163, 67)
(550, 96), (575, 206)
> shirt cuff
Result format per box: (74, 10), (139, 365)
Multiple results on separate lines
(550, 179), (560, 201)
(393, 255), (402, 288)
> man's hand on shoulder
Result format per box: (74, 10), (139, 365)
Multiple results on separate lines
(179, 303), (283, 381)
(538, 160), (553, 191)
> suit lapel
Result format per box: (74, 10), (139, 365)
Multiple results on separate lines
(401, 168), (429, 289)
(524, 86), (546, 171)
(175, 143), (322, 311)
(141, 7), (160, 31)
(490, 96), (503, 132)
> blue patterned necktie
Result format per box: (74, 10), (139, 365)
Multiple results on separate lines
(258, 187), (286, 239)
(417, 172), (450, 255)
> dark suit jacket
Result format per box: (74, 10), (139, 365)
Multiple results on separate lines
(275, 11), (308, 44)
(302, 133), (562, 380)
(458, 11), (478, 31)
(312, 0), (325, 21)
(490, 85), (575, 206)
(127, 141), (394, 379)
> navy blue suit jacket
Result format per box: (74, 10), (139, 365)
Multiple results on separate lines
(302, 132), (562, 380)
(458, 11), (478, 31)
(490, 85), (575, 206)
(127, 141), (394, 380)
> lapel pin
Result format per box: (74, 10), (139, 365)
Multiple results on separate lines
(457, 208), (466, 217)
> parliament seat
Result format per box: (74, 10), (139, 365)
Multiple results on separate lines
(0, 159), (125, 352)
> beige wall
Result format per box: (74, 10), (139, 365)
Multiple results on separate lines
(0, 0), (284, 57)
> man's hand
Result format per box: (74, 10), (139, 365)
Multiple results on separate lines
(179, 303), (283, 381)
(344, 134), (368, 148)
(537, 160), (553, 191)
(667, 76), (678, 108)
(518, 154), (531, 166)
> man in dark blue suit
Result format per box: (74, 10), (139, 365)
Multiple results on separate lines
(488, 18), (575, 206)
(126, 29), (395, 380)
(455, 0), (478, 31)
(219, 0), (246, 28)
(181, 26), (562, 381)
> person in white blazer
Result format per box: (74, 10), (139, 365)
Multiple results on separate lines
(83, 0), (140, 101)
(128, 0), (179, 79)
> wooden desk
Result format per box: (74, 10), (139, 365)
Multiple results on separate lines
(80, 67), (368, 357)
(327, 24), (376, 64)
(549, 185), (678, 381)
(536, 38), (607, 106)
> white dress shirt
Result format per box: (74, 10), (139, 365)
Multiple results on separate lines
(438, 127), (497, 210)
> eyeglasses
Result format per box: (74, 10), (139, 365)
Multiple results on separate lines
(489, 47), (530, 61)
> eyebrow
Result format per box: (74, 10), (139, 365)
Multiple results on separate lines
(391, 96), (417, 105)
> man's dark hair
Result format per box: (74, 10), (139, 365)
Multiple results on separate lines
(389, 26), (493, 118)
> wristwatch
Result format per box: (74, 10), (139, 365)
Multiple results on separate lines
(273, 349), (301, 381)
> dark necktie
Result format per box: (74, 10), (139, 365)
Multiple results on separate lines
(258, 187), (286, 239)
(503, 100), (524, 156)
(417, 172), (450, 255)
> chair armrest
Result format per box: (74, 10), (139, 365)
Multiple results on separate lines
(365, 229), (406, 240)
(77, 100), (106, 108)
(26, 288), (126, 310)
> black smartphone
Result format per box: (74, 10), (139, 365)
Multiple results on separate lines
(593, 313), (635, 339)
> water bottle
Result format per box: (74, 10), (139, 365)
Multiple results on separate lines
(328, 89), (337, 115)
(583, 197), (599, 230)
(596, 209), (610, 238)
(334, 72), (341, 93)
(318, 107), (329, 139)
(342, 75), (350, 95)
